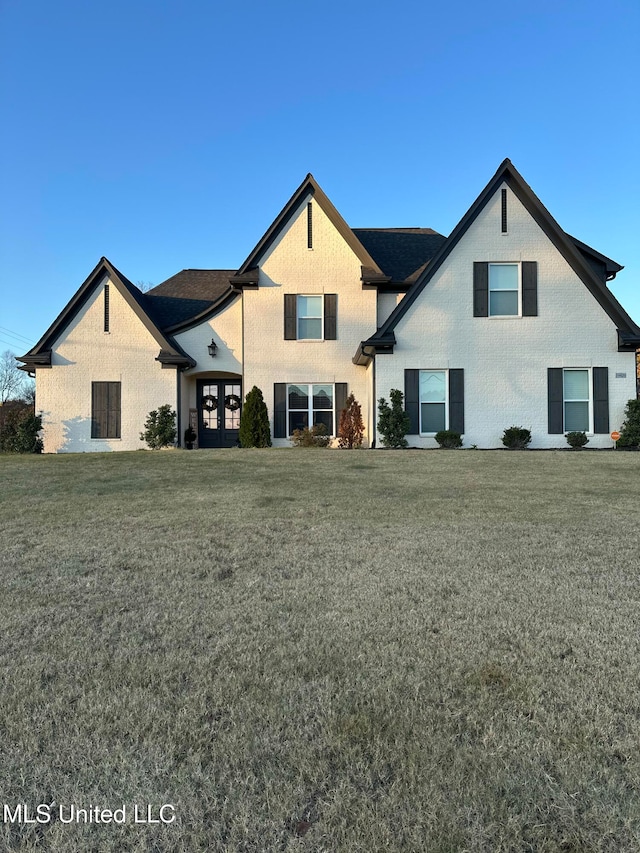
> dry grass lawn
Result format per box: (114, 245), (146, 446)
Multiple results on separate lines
(1, 448), (639, 852)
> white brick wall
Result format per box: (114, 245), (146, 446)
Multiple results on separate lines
(242, 194), (377, 446)
(376, 183), (637, 449)
(37, 275), (177, 452)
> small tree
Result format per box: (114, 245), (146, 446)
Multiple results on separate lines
(140, 404), (177, 449)
(338, 393), (364, 449)
(377, 389), (411, 448)
(239, 386), (271, 448)
(1, 350), (25, 403)
(618, 399), (640, 447)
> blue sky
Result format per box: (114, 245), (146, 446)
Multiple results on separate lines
(1, 0), (638, 353)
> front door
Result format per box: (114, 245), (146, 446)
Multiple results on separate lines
(197, 380), (242, 448)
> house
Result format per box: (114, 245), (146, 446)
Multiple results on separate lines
(19, 159), (640, 452)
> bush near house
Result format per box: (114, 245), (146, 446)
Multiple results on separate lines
(502, 426), (532, 450)
(291, 423), (331, 448)
(338, 393), (365, 449)
(618, 399), (640, 447)
(140, 404), (177, 449)
(0, 403), (43, 453)
(566, 431), (589, 449)
(377, 389), (411, 448)
(434, 430), (463, 449)
(239, 386), (272, 448)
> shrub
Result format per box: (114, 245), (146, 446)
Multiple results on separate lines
(377, 389), (411, 448)
(140, 404), (177, 449)
(338, 393), (365, 449)
(291, 423), (331, 448)
(434, 430), (463, 449)
(566, 431), (588, 449)
(618, 399), (640, 447)
(501, 426), (531, 450)
(0, 407), (43, 453)
(239, 386), (272, 448)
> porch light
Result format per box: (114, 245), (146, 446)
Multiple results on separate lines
(208, 338), (218, 358)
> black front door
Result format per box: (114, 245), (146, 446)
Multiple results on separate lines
(198, 380), (242, 448)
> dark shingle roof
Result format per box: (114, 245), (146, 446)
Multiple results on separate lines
(353, 228), (447, 282)
(145, 269), (236, 330)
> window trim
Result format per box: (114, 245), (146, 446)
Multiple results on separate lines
(296, 294), (324, 341)
(286, 382), (335, 436)
(488, 262), (521, 317)
(419, 369), (449, 436)
(563, 367), (593, 434)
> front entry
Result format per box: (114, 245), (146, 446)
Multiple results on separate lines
(197, 379), (242, 448)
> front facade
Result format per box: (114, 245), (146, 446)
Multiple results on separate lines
(20, 160), (640, 452)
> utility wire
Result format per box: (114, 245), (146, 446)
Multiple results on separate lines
(0, 326), (36, 344)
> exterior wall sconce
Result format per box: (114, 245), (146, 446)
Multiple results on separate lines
(208, 338), (218, 358)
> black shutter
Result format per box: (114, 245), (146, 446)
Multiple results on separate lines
(324, 294), (337, 340)
(547, 368), (564, 433)
(473, 263), (488, 317)
(522, 261), (538, 317)
(334, 383), (347, 436)
(449, 369), (465, 434)
(109, 382), (121, 439)
(91, 382), (106, 438)
(404, 369), (419, 435)
(593, 367), (609, 434)
(274, 383), (287, 438)
(284, 295), (297, 340)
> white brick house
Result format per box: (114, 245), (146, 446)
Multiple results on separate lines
(19, 160), (640, 451)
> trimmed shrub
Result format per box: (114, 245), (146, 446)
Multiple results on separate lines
(291, 423), (331, 448)
(239, 386), (272, 448)
(0, 407), (43, 453)
(377, 389), (411, 448)
(338, 393), (365, 449)
(502, 426), (531, 450)
(434, 430), (463, 449)
(140, 404), (177, 449)
(618, 399), (640, 447)
(566, 431), (588, 449)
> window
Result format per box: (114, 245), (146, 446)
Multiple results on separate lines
(91, 381), (121, 439)
(489, 263), (519, 316)
(474, 262), (537, 318)
(287, 383), (334, 435)
(420, 371), (447, 433)
(297, 296), (322, 339)
(284, 294), (336, 340)
(563, 369), (590, 432)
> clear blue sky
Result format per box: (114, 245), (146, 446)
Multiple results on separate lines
(1, 0), (638, 353)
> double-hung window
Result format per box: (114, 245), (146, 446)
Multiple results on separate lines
(420, 371), (447, 433)
(489, 263), (519, 316)
(287, 383), (334, 434)
(297, 296), (323, 339)
(563, 369), (590, 432)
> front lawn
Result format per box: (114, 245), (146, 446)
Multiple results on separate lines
(1, 450), (639, 851)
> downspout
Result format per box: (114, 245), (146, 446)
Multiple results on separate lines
(362, 345), (376, 448)
(176, 367), (182, 447)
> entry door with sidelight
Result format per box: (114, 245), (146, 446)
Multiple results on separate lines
(197, 380), (242, 448)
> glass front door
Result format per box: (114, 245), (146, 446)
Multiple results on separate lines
(197, 380), (242, 448)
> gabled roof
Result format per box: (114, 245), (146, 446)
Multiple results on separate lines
(353, 228), (447, 283)
(146, 269), (238, 332)
(17, 257), (195, 371)
(354, 159), (640, 363)
(234, 173), (384, 281)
